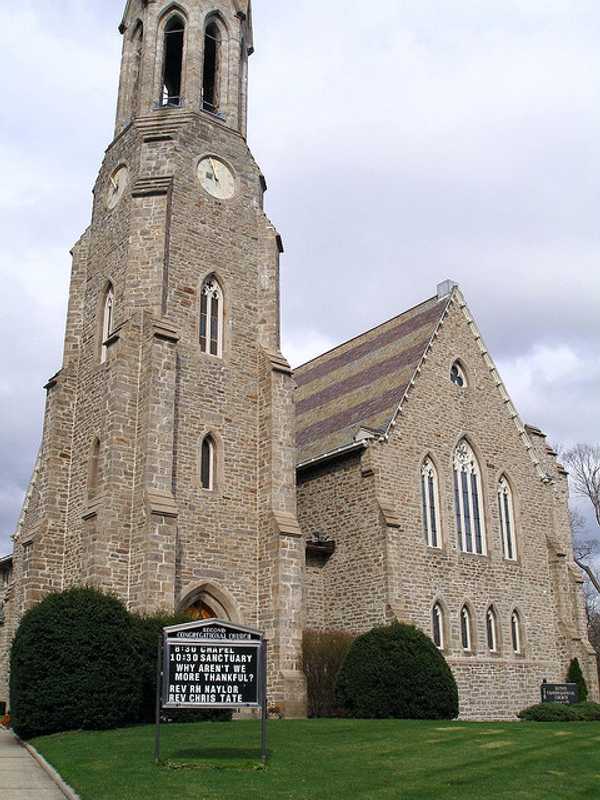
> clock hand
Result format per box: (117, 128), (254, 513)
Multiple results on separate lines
(209, 158), (220, 183)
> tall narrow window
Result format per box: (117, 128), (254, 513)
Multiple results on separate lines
(421, 458), (441, 548)
(511, 611), (522, 654)
(101, 284), (114, 364)
(486, 607), (498, 653)
(199, 276), (223, 357)
(432, 603), (444, 650)
(453, 440), (486, 555)
(461, 606), (473, 652)
(200, 435), (215, 491)
(203, 21), (222, 112)
(498, 476), (517, 561)
(162, 15), (185, 107)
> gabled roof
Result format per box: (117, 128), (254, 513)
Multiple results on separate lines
(295, 294), (451, 465)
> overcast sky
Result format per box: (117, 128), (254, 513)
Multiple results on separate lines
(1, 0), (599, 555)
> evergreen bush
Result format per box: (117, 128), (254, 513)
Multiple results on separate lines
(566, 658), (588, 703)
(302, 629), (354, 717)
(518, 702), (600, 722)
(10, 587), (143, 739)
(336, 622), (459, 720)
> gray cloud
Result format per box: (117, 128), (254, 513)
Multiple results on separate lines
(1, 0), (599, 553)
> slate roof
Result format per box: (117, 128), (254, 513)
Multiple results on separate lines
(295, 294), (450, 465)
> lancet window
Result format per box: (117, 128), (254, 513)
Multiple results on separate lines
(162, 14), (185, 107)
(200, 276), (223, 357)
(453, 440), (486, 555)
(421, 458), (441, 549)
(498, 476), (517, 561)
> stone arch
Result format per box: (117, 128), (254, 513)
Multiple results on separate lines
(178, 581), (241, 623)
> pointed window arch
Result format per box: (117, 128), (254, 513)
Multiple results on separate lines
(101, 284), (114, 364)
(453, 440), (486, 555)
(486, 607), (498, 653)
(200, 435), (215, 491)
(421, 458), (441, 549)
(203, 20), (223, 112)
(432, 603), (445, 650)
(498, 475), (517, 561)
(200, 276), (224, 357)
(162, 14), (185, 107)
(451, 360), (467, 388)
(511, 610), (522, 654)
(460, 605), (473, 652)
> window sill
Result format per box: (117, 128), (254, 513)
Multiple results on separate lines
(457, 550), (489, 561)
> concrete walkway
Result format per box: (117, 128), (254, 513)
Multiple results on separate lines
(0, 728), (67, 799)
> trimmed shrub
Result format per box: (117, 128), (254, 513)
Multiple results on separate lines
(10, 587), (143, 739)
(336, 622), (459, 720)
(130, 612), (232, 724)
(571, 702), (600, 721)
(302, 629), (354, 717)
(518, 702), (600, 722)
(567, 658), (588, 703)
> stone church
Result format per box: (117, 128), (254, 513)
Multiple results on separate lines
(0, 0), (596, 720)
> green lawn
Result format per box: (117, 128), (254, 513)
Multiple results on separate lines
(32, 719), (600, 800)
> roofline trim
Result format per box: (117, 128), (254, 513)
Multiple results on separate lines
(297, 440), (368, 472)
(0, 554), (13, 566)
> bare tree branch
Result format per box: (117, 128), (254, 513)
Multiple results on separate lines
(563, 444), (600, 528)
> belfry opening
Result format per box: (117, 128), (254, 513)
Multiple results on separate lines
(162, 15), (185, 107)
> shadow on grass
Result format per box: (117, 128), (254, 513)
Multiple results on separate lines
(170, 747), (263, 761)
(164, 747), (268, 771)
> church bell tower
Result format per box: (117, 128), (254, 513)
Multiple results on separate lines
(3, 0), (307, 715)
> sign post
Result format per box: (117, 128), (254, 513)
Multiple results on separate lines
(155, 619), (268, 765)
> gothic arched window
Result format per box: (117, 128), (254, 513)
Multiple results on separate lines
(498, 476), (517, 561)
(453, 440), (486, 555)
(421, 458), (441, 549)
(450, 360), (467, 388)
(486, 607), (498, 653)
(101, 284), (114, 364)
(511, 610), (522, 654)
(203, 20), (222, 112)
(200, 276), (224, 357)
(461, 605), (473, 652)
(432, 603), (445, 650)
(162, 14), (185, 107)
(200, 435), (215, 491)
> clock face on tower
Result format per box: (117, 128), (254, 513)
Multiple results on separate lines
(107, 165), (129, 210)
(198, 156), (236, 200)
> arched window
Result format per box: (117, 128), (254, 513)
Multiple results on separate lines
(200, 276), (224, 357)
(130, 22), (144, 116)
(162, 14), (185, 107)
(203, 21), (222, 112)
(421, 458), (441, 549)
(453, 440), (486, 555)
(432, 603), (445, 650)
(101, 284), (114, 364)
(460, 605), (473, 652)
(498, 476), (517, 561)
(200, 435), (215, 491)
(511, 610), (522, 654)
(88, 438), (101, 498)
(486, 607), (498, 653)
(450, 361), (467, 388)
